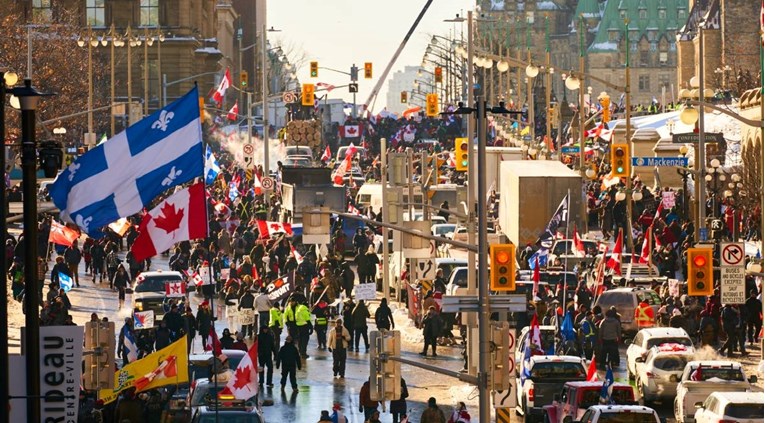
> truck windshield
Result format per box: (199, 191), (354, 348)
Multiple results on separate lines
(580, 389), (632, 408)
(597, 412), (656, 423)
(692, 367), (745, 381)
(530, 362), (585, 379)
(653, 355), (689, 371)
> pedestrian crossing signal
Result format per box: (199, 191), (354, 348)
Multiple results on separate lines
(490, 244), (516, 291)
(687, 248), (713, 296)
(425, 93), (439, 117)
(301, 84), (315, 106)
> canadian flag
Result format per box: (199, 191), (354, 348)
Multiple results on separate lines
(690, 366), (703, 381)
(639, 225), (652, 264)
(256, 220), (293, 239)
(586, 354), (598, 381)
(340, 125), (360, 138)
(345, 142), (358, 158)
(332, 156), (352, 185)
(165, 281), (186, 297)
(224, 341), (259, 399)
(252, 172), (263, 196)
(572, 225), (586, 258)
(134, 355), (178, 392)
(131, 182), (208, 262)
(48, 220), (80, 247)
(227, 101), (239, 121)
(606, 228), (624, 275)
(316, 82), (335, 92)
(191, 272), (206, 286)
(211, 68), (231, 106)
(320, 145), (331, 162)
(291, 245), (304, 265)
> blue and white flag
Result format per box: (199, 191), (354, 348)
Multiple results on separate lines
(599, 365), (614, 404)
(49, 88), (205, 237)
(528, 248), (549, 269)
(560, 311), (576, 342)
(536, 194), (569, 249)
(124, 330), (139, 362)
(58, 272), (73, 292)
(204, 145), (220, 185)
(228, 181), (239, 203)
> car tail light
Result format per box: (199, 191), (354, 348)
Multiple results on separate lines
(645, 371), (655, 379)
(717, 420), (735, 423)
(528, 387), (535, 402)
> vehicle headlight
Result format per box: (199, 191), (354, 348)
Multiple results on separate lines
(134, 301), (143, 311)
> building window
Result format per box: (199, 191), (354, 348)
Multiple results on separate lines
(659, 51), (668, 63)
(658, 74), (670, 89)
(640, 50), (649, 65)
(526, 12), (534, 24)
(639, 9), (647, 19)
(639, 75), (651, 92)
(609, 30), (619, 42)
(32, 0), (52, 23)
(86, 0), (105, 27)
(620, 10), (626, 19)
(658, 9), (666, 19)
(678, 9), (686, 20)
(140, 0), (159, 27)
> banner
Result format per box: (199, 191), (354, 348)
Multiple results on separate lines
(354, 283), (376, 300)
(265, 276), (295, 303)
(133, 310), (155, 329)
(239, 308), (255, 326)
(40, 325), (84, 422)
(99, 336), (189, 404)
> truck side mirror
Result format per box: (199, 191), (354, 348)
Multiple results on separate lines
(748, 375), (758, 384)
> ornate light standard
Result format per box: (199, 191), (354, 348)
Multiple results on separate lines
(77, 25), (98, 145)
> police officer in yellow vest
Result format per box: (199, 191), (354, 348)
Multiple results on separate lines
(269, 300), (284, 358)
(284, 298), (298, 338)
(313, 300), (330, 349)
(296, 300), (312, 358)
(634, 298), (655, 328)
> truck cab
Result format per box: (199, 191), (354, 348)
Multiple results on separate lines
(517, 355), (588, 423)
(674, 361), (757, 423)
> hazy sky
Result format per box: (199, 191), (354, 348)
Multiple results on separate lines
(269, 0), (473, 113)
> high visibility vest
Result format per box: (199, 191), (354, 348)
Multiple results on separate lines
(296, 305), (311, 326)
(269, 308), (283, 328)
(635, 303), (655, 327)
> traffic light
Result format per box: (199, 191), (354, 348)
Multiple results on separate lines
(598, 92), (611, 122)
(301, 83), (315, 106)
(490, 321), (510, 391)
(434, 66), (443, 83)
(490, 244), (516, 291)
(687, 248), (714, 296)
(425, 93), (439, 117)
(400, 91), (408, 104)
(369, 330), (401, 401)
(310, 61), (318, 78)
(454, 137), (469, 172)
(240, 70), (248, 87)
(364, 62), (373, 79)
(610, 143), (631, 178)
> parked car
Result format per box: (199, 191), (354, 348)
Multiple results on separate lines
(674, 361), (758, 423)
(634, 344), (695, 405)
(131, 271), (186, 323)
(575, 405), (661, 423)
(693, 392), (764, 423)
(626, 327), (694, 380)
(516, 355), (588, 423)
(188, 377), (263, 420)
(594, 287), (663, 334)
(543, 381), (635, 423)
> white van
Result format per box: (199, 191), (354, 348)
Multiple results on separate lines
(355, 183), (384, 211)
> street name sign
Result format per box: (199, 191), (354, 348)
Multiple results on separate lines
(560, 146), (580, 154)
(672, 132), (723, 145)
(631, 157), (689, 167)
(441, 294), (526, 313)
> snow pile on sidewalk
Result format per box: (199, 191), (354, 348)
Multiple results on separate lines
(390, 303), (424, 345)
(447, 384), (480, 413)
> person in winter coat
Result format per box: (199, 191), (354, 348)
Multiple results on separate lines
(313, 301), (330, 349)
(114, 389), (144, 423)
(112, 265), (130, 309)
(117, 317), (136, 366)
(358, 379), (379, 420)
(258, 326), (275, 386)
(63, 240), (82, 287)
(254, 287), (272, 331)
(363, 245), (380, 285)
(447, 402), (471, 423)
(238, 288), (256, 338)
(352, 300), (370, 352)
(420, 306), (442, 357)
(231, 332), (248, 351)
(352, 228), (369, 255)
(719, 304), (741, 357)
(389, 378), (409, 423)
(183, 307), (197, 353)
(354, 250), (369, 285)
(598, 308), (621, 368)
(420, 397), (446, 423)
(220, 328), (235, 350)
(374, 298), (395, 331)
(196, 301), (214, 350)
(744, 289), (762, 344)
(276, 336), (301, 391)
(269, 301), (283, 356)
(154, 321), (172, 351)
(328, 319), (351, 378)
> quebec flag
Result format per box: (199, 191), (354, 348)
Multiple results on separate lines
(49, 88), (204, 236)
(204, 145), (221, 185)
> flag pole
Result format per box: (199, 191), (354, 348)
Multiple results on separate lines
(202, 138), (220, 419)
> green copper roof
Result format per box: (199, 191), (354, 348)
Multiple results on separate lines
(588, 0), (687, 53)
(574, 0), (600, 19)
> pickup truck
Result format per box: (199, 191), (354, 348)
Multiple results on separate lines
(516, 355), (587, 423)
(575, 405), (661, 423)
(542, 381), (636, 423)
(673, 361), (758, 423)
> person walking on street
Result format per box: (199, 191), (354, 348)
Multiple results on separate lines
(390, 378), (409, 423)
(358, 379), (379, 421)
(342, 299), (356, 350)
(420, 306), (442, 357)
(117, 317), (136, 366)
(374, 298), (395, 331)
(447, 401), (471, 423)
(328, 319), (350, 378)
(295, 299), (312, 358)
(269, 301), (284, 357)
(352, 300), (370, 352)
(196, 301), (214, 350)
(313, 300), (330, 349)
(276, 336), (301, 391)
(598, 307), (622, 368)
(64, 240), (82, 287)
(719, 304), (741, 357)
(284, 298), (298, 338)
(255, 287), (272, 331)
(420, 397), (446, 423)
(183, 307), (197, 353)
(112, 265), (130, 309)
(238, 288), (256, 339)
(257, 326), (275, 387)
(745, 289), (762, 345)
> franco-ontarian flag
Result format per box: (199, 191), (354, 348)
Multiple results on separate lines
(48, 88), (205, 237)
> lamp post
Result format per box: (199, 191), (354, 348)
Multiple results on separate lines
(127, 26), (141, 124)
(143, 27), (158, 115)
(544, 15), (552, 154)
(705, 158), (726, 219)
(9, 78), (49, 423)
(262, 25), (281, 175)
(156, 29), (165, 108)
(102, 24), (124, 136)
(0, 69), (18, 423)
(724, 173), (746, 241)
(76, 25), (96, 139)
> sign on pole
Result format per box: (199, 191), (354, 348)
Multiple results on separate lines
(261, 176), (275, 190)
(631, 157), (689, 167)
(671, 132), (723, 145)
(720, 242), (746, 305)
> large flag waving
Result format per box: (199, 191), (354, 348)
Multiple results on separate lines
(204, 145), (221, 185)
(212, 68), (231, 106)
(49, 88), (204, 237)
(98, 336), (188, 404)
(224, 340), (259, 399)
(537, 194), (569, 249)
(48, 220), (80, 246)
(606, 228), (624, 275)
(130, 182), (208, 262)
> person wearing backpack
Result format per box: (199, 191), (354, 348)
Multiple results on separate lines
(374, 298), (395, 331)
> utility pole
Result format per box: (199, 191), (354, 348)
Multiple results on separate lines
(262, 23), (269, 175)
(381, 138), (390, 301)
(466, 11), (477, 376)
(476, 97), (491, 423)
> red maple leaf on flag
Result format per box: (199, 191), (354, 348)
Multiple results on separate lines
(232, 365), (252, 389)
(154, 202), (184, 233)
(347, 127), (357, 135)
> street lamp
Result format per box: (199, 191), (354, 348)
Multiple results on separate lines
(705, 158), (726, 218)
(8, 78), (51, 423)
(101, 24), (124, 136)
(724, 173), (746, 240)
(76, 25), (96, 143)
